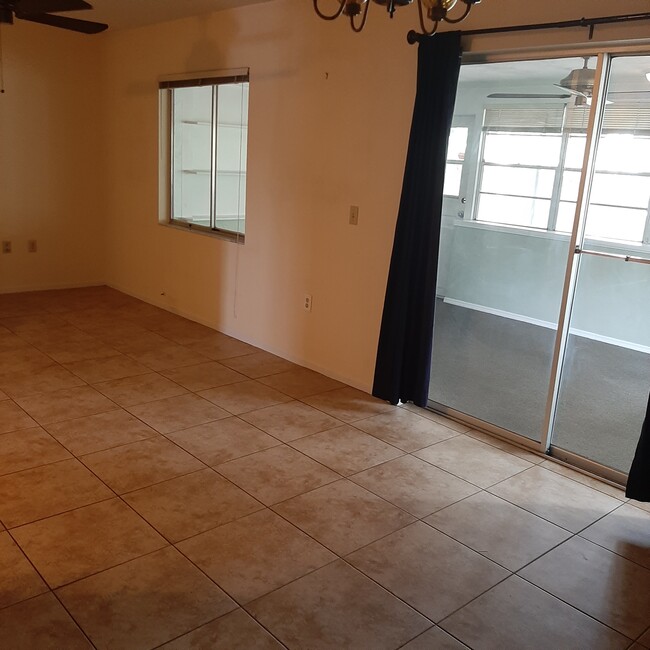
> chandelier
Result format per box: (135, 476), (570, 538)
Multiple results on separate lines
(313, 0), (481, 36)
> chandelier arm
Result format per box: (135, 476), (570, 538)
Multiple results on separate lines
(350, 1), (370, 32)
(443, 2), (472, 24)
(416, 0), (440, 36)
(313, 0), (347, 21)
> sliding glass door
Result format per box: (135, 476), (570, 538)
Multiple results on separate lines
(551, 55), (650, 474)
(430, 51), (650, 480)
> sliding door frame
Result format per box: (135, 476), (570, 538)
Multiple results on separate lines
(427, 41), (650, 486)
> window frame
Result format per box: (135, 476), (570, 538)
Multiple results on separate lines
(469, 105), (650, 246)
(158, 69), (249, 243)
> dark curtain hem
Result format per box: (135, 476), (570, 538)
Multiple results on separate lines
(372, 32), (462, 407)
(626, 392), (650, 501)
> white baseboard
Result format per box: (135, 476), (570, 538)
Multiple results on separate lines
(442, 297), (650, 355)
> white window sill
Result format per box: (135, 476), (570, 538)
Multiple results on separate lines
(159, 220), (245, 244)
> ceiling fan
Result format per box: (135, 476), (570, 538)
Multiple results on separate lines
(0, 0), (107, 34)
(489, 57), (650, 104)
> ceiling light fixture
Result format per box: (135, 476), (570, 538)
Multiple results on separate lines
(313, 0), (481, 36)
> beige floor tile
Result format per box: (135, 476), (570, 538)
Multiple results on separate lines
(0, 593), (92, 649)
(0, 427), (72, 477)
(351, 455), (479, 518)
(94, 372), (189, 406)
(581, 503), (650, 569)
(89, 323), (149, 347)
(152, 320), (219, 345)
(257, 367), (344, 399)
(12, 498), (166, 588)
(14, 385), (118, 425)
(161, 361), (247, 392)
(240, 401), (341, 442)
(168, 418), (280, 466)
(57, 546), (236, 650)
(81, 437), (205, 494)
(63, 354), (150, 384)
(0, 346), (54, 374)
(303, 386), (395, 422)
(0, 532), (48, 608)
(1, 312), (69, 333)
(178, 509), (336, 603)
(188, 335), (260, 361)
(466, 429), (545, 464)
(247, 560), (430, 650)
(354, 408), (459, 452)
(110, 330), (172, 354)
(45, 408), (158, 455)
(128, 393), (230, 434)
(0, 458), (113, 528)
(198, 380), (291, 415)
(273, 479), (415, 555)
(631, 500), (650, 514)
(124, 469), (262, 542)
(425, 491), (571, 571)
(638, 628), (650, 648)
(0, 400), (37, 433)
(489, 465), (622, 533)
(415, 435), (533, 489)
(220, 351), (297, 379)
(539, 459), (628, 500)
(399, 403), (472, 433)
(216, 445), (339, 506)
(520, 536), (650, 638)
(127, 342), (209, 371)
(0, 364), (86, 399)
(0, 330), (31, 352)
(349, 521), (508, 621)
(402, 627), (469, 649)
(441, 575), (630, 650)
(35, 337), (118, 364)
(160, 608), (284, 649)
(291, 425), (403, 476)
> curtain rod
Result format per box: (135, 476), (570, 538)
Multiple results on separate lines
(407, 12), (650, 45)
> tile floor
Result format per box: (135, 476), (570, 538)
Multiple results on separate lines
(0, 286), (649, 649)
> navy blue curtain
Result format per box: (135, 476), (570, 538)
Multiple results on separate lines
(372, 32), (462, 407)
(626, 392), (650, 501)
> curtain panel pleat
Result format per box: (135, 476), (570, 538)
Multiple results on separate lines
(372, 31), (462, 407)
(626, 392), (650, 501)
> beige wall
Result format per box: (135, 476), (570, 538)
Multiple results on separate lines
(0, 22), (105, 292)
(2, 0), (649, 389)
(101, 0), (417, 389)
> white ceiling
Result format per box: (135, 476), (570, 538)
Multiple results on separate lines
(71, 0), (274, 31)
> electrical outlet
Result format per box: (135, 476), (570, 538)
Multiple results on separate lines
(349, 205), (359, 226)
(2, 241), (11, 254)
(28, 240), (37, 253)
(303, 294), (313, 312)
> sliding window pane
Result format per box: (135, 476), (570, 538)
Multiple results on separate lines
(483, 133), (561, 166)
(584, 205), (647, 243)
(481, 166), (555, 198)
(477, 194), (550, 229)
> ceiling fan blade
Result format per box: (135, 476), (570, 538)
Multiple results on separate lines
(16, 11), (107, 32)
(15, 0), (92, 13)
(553, 83), (588, 98)
(488, 93), (571, 99)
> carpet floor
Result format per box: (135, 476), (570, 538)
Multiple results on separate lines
(429, 301), (650, 474)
